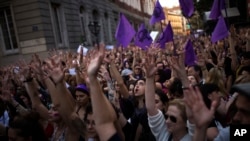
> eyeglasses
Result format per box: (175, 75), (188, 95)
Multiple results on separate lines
(164, 114), (177, 123)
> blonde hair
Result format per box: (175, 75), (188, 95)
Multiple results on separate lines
(168, 99), (187, 122)
(206, 67), (227, 95)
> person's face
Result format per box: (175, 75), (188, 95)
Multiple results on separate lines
(70, 80), (77, 87)
(75, 91), (89, 105)
(128, 54), (132, 59)
(187, 75), (197, 85)
(48, 104), (61, 122)
(155, 94), (164, 111)
(115, 82), (120, 91)
(128, 84), (135, 96)
(162, 54), (166, 60)
(155, 72), (160, 82)
(134, 67), (141, 75)
(125, 62), (129, 68)
(20, 95), (29, 107)
(116, 53), (120, 58)
(232, 94), (250, 124)
(164, 78), (174, 88)
(134, 80), (145, 97)
(86, 113), (97, 138)
(241, 57), (250, 66)
(187, 67), (196, 77)
(8, 128), (31, 141)
(165, 105), (186, 134)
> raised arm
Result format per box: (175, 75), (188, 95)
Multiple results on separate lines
(144, 48), (158, 116)
(229, 26), (239, 72)
(108, 54), (130, 99)
(19, 60), (49, 120)
(87, 43), (121, 141)
(0, 89), (29, 116)
(184, 86), (218, 141)
(0, 70), (29, 116)
(44, 55), (85, 137)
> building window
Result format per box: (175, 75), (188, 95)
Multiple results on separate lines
(50, 3), (65, 48)
(0, 6), (18, 54)
(104, 12), (109, 43)
(92, 9), (99, 21)
(79, 6), (87, 43)
(112, 11), (118, 42)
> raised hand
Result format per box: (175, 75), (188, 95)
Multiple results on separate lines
(195, 55), (206, 68)
(184, 86), (218, 128)
(30, 54), (44, 78)
(18, 60), (32, 82)
(87, 43), (105, 78)
(230, 25), (237, 38)
(43, 55), (65, 84)
(143, 47), (157, 78)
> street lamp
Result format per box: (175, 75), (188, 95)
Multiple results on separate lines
(88, 21), (100, 48)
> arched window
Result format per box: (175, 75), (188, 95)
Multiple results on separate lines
(92, 9), (99, 21)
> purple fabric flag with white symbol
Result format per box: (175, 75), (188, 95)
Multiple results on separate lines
(134, 24), (152, 50)
(211, 17), (228, 43)
(209, 0), (225, 20)
(150, 0), (165, 25)
(157, 21), (174, 48)
(179, 0), (194, 18)
(115, 13), (136, 47)
(185, 39), (196, 66)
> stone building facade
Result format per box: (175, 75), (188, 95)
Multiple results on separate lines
(163, 7), (188, 35)
(0, 0), (153, 66)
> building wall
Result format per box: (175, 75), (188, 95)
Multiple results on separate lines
(0, 0), (152, 66)
(13, 0), (53, 54)
(163, 7), (187, 35)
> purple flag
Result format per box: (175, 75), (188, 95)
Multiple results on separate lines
(209, 0), (225, 20)
(179, 0), (194, 18)
(185, 39), (196, 66)
(157, 22), (174, 48)
(115, 13), (136, 47)
(150, 0), (165, 25)
(134, 24), (152, 50)
(211, 17), (228, 43)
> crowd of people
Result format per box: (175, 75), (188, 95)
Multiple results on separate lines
(0, 25), (250, 141)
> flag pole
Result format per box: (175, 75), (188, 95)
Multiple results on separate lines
(224, 0), (229, 27)
(160, 22), (164, 32)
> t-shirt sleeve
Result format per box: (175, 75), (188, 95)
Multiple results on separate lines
(187, 120), (195, 136)
(148, 110), (169, 140)
(214, 126), (230, 141)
